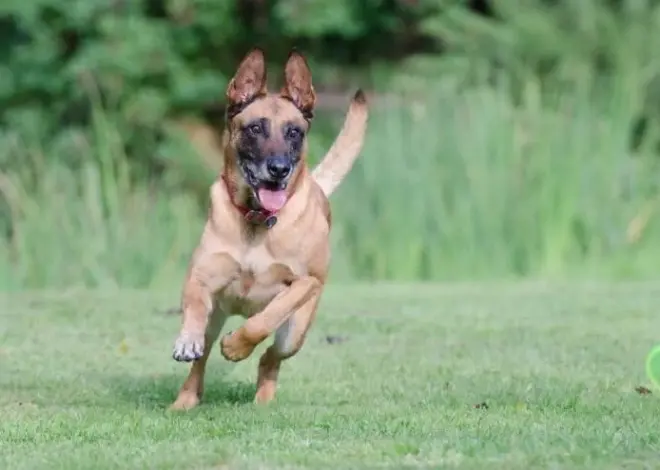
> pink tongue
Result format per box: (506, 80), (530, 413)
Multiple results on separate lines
(257, 188), (288, 212)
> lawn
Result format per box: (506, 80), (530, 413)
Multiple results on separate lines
(1, 283), (659, 469)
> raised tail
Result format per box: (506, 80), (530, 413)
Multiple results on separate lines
(312, 90), (369, 197)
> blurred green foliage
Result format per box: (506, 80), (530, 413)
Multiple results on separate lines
(0, 0), (441, 177)
(4, 0), (660, 289)
(5, 0), (660, 178)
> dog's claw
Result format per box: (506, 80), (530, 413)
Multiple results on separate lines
(172, 332), (204, 362)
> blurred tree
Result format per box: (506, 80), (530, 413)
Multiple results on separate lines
(0, 0), (445, 179)
(3, 0), (660, 183)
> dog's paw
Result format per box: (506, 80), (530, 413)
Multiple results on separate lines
(220, 330), (256, 362)
(169, 392), (200, 411)
(254, 384), (277, 404)
(172, 331), (204, 362)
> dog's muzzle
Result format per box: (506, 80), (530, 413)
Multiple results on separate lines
(240, 156), (294, 190)
(265, 156), (293, 182)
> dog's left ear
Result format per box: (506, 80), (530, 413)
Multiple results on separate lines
(280, 50), (316, 121)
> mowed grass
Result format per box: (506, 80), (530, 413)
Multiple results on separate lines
(1, 283), (659, 469)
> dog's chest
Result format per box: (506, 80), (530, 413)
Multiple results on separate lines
(218, 242), (303, 317)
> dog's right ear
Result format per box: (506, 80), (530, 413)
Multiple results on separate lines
(226, 48), (267, 118)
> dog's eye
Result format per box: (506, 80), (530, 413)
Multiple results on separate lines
(247, 123), (262, 135)
(287, 127), (302, 140)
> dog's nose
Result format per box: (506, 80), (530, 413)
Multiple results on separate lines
(266, 157), (292, 179)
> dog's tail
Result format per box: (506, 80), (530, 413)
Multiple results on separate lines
(312, 90), (368, 197)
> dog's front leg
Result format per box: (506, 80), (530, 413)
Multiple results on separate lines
(172, 252), (238, 362)
(170, 252), (238, 411)
(220, 276), (321, 362)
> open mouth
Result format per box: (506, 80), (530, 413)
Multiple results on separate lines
(240, 161), (290, 212)
(256, 184), (288, 212)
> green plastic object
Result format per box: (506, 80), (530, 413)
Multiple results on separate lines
(646, 345), (660, 390)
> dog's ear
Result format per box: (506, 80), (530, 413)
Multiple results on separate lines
(280, 50), (316, 120)
(226, 48), (267, 116)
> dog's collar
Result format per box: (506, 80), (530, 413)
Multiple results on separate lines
(222, 174), (278, 229)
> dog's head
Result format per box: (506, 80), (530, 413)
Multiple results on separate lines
(223, 48), (316, 213)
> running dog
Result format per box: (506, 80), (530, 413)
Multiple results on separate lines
(170, 48), (368, 410)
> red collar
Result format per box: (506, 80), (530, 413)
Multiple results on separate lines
(222, 174), (279, 228)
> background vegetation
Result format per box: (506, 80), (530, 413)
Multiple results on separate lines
(3, 0), (660, 290)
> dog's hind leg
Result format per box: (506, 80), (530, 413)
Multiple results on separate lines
(254, 294), (321, 404)
(170, 310), (227, 411)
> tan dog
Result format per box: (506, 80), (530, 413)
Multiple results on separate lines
(170, 48), (368, 410)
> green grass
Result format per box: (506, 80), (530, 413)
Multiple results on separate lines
(1, 283), (659, 469)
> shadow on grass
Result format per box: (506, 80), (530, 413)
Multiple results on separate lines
(106, 373), (256, 409)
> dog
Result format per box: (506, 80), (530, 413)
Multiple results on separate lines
(169, 48), (368, 410)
